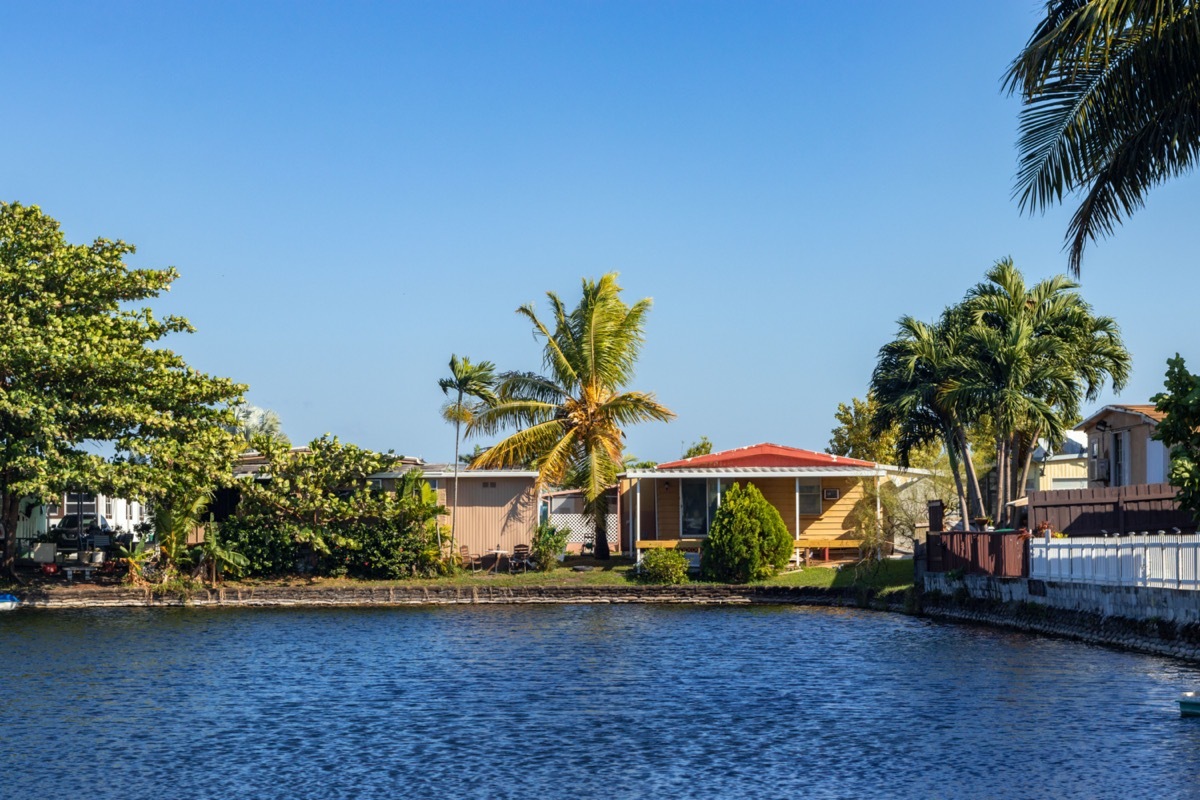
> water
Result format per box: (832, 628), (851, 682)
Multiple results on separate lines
(3, 604), (1200, 799)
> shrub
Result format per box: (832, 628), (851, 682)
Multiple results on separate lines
(530, 522), (570, 571)
(639, 548), (690, 584)
(214, 517), (300, 578)
(700, 482), (792, 583)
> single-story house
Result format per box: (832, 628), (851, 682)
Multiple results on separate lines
(1078, 404), (1169, 487)
(373, 464), (542, 557)
(1028, 430), (1089, 492)
(618, 443), (927, 565)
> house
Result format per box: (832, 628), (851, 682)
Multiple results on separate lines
(373, 464), (542, 557)
(618, 443), (927, 565)
(45, 491), (148, 534)
(1028, 430), (1090, 492)
(1078, 404), (1169, 487)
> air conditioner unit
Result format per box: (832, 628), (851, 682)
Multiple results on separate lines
(1090, 459), (1110, 482)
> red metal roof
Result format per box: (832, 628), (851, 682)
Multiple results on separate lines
(656, 443), (877, 470)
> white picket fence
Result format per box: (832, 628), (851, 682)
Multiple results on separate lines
(1029, 534), (1200, 589)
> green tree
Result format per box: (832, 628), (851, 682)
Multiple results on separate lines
(682, 436), (713, 459)
(700, 482), (792, 583)
(469, 274), (675, 559)
(0, 203), (245, 570)
(1006, 0), (1200, 274)
(1152, 355), (1200, 522)
(828, 396), (900, 464)
(437, 354), (497, 553)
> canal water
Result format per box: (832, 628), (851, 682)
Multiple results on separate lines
(3, 604), (1200, 799)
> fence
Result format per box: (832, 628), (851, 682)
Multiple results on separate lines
(1029, 534), (1200, 589)
(925, 532), (1028, 577)
(1027, 483), (1193, 537)
(545, 511), (619, 550)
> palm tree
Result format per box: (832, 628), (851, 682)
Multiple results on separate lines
(231, 403), (289, 450)
(438, 355), (497, 553)
(1006, 0), (1200, 274)
(871, 310), (986, 524)
(952, 260), (1130, 520)
(468, 274), (675, 559)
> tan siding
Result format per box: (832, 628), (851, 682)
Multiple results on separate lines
(797, 477), (861, 541)
(655, 480), (680, 539)
(736, 478), (797, 536)
(442, 477), (539, 555)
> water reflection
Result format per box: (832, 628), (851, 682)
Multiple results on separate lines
(3, 605), (1199, 799)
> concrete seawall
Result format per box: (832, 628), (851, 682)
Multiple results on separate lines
(11, 583), (871, 609)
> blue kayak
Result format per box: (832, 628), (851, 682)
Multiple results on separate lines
(0, 594), (19, 611)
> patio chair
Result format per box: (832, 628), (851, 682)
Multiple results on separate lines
(509, 544), (533, 574)
(459, 545), (482, 573)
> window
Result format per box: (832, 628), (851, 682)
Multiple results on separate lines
(680, 478), (720, 537)
(64, 493), (97, 515)
(1112, 433), (1126, 487)
(426, 479), (438, 490)
(797, 481), (821, 516)
(104, 497), (113, 517)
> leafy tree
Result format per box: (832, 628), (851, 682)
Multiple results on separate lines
(828, 396), (900, 464)
(470, 274), (675, 559)
(1006, 0), (1200, 274)
(700, 482), (792, 583)
(622, 454), (658, 469)
(0, 203), (245, 571)
(682, 436), (713, 459)
(1152, 355), (1200, 523)
(438, 354), (497, 554)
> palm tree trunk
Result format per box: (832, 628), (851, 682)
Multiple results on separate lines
(448, 409), (459, 558)
(955, 426), (986, 521)
(943, 428), (969, 526)
(589, 493), (610, 560)
(1015, 428), (1040, 508)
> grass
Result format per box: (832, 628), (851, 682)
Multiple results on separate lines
(6, 555), (915, 596)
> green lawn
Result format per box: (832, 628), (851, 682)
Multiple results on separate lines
(756, 558), (915, 593)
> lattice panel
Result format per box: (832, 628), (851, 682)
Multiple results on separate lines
(548, 512), (619, 546)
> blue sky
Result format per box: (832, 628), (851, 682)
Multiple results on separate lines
(4, 2), (1197, 463)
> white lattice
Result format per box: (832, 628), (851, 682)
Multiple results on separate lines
(548, 512), (619, 546)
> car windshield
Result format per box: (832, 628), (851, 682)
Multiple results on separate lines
(57, 515), (99, 531)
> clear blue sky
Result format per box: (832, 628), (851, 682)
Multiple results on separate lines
(4, 2), (1198, 463)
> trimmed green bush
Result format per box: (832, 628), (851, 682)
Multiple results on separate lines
(639, 547), (690, 584)
(530, 522), (570, 571)
(700, 482), (792, 583)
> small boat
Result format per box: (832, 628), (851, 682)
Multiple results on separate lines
(0, 594), (19, 611)
(1180, 692), (1200, 717)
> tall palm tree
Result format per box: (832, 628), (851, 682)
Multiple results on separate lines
(871, 310), (986, 524)
(953, 260), (1130, 520)
(231, 403), (289, 450)
(1006, 0), (1200, 274)
(438, 355), (497, 553)
(468, 274), (675, 559)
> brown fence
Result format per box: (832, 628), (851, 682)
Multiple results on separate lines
(1027, 483), (1195, 537)
(925, 532), (1028, 577)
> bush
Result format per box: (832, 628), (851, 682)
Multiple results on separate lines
(700, 482), (792, 583)
(639, 548), (690, 584)
(530, 522), (570, 571)
(215, 517), (300, 578)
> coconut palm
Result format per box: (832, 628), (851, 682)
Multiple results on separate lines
(231, 403), (289, 450)
(1006, 0), (1200, 274)
(438, 355), (497, 553)
(468, 274), (675, 559)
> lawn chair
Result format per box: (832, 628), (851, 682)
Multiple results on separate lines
(509, 544), (533, 574)
(459, 545), (482, 573)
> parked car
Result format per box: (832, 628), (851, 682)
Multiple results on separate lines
(53, 514), (113, 548)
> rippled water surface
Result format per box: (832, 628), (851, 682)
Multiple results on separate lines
(4, 604), (1200, 799)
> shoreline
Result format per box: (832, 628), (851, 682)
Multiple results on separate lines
(12, 582), (1200, 665)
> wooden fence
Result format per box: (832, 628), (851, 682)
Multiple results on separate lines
(1029, 533), (1200, 589)
(1027, 483), (1194, 537)
(925, 532), (1028, 578)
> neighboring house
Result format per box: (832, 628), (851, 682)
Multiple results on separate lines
(1028, 430), (1090, 493)
(618, 443), (926, 564)
(373, 464), (542, 557)
(45, 491), (148, 535)
(1078, 404), (1169, 488)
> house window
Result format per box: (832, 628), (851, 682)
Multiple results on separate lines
(797, 481), (821, 516)
(680, 478), (720, 537)
(1112, 433), (1126, 487)
(65, 493), (97, 515)
(104, 497), (113, 517)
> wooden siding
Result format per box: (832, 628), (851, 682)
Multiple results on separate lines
(439, 477), (539, 555)
(634, 475), (867, 545)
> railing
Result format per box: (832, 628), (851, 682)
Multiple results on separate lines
(1029, 533), (1200, 589)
